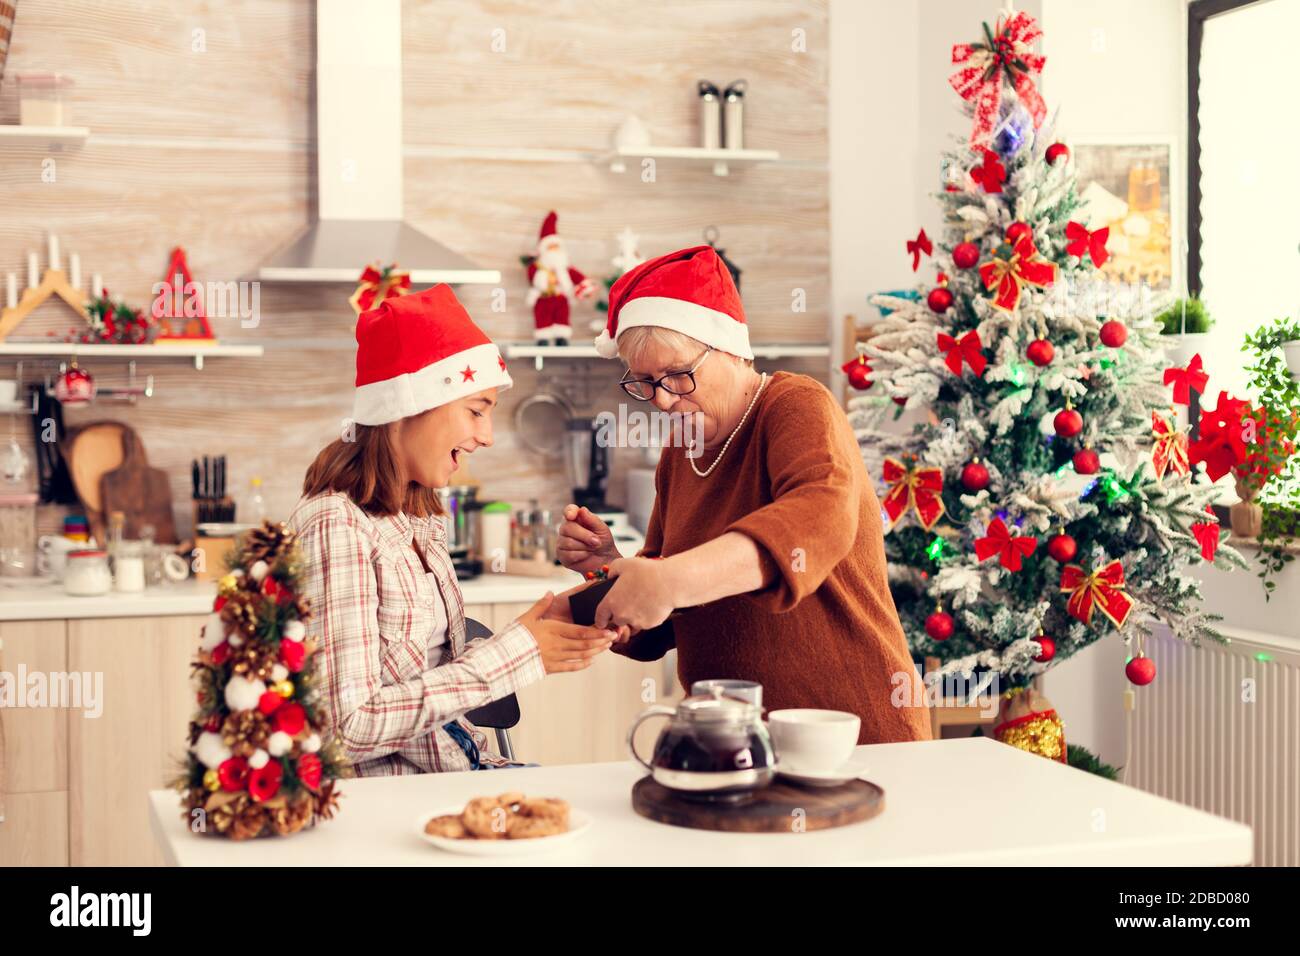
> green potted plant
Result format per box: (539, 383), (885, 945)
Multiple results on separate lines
(1156, 296), (1214, 365)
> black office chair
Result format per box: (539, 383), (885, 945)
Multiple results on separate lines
(463, 617), (522, 760)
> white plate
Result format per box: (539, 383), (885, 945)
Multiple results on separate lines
(416, 806), (591, 856)
(776, 751), (871, 787)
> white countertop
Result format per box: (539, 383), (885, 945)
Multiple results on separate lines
(0, 568), (581, 622)
(147, 736), (1253, 866)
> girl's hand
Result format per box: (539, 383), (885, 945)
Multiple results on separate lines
(518, 592), (617, 674)
(556, 505), (620, 575)
(594, 557), (676, 633)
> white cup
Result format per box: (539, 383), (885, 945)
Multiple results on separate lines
(768, 709), (860, 774)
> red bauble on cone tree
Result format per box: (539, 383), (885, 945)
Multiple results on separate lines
(952, 241), (980, 270)
(1054, 407), (1083, 438)
(1072, 447), (1100, 475)
(960, 459), (990, 491)
(1045, 142), (1070, 165)
(1033, 633), (1056, 663)
(925, 609), (955, 641)
(1099, 320), (1128, 348)
(1047, 532), (1077, 563)
(1126, 655), (1157, 686)
(1026, 338), (1055, 367)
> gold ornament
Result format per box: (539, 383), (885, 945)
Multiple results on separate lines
(217, 573), (241, 597)
(274, 679), (295, 698)
(203, 769), (220, 791)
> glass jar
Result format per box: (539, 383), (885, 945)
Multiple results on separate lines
(0, 492), (38, 577)
(64, 550), (112, 596)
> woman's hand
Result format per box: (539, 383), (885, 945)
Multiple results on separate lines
(594, 557), (677, 633)
(518, 592), (618, 674)
(556, 505), (621, 574)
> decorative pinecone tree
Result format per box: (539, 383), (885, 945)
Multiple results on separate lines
(847, 11), (1246, 707)
(174, 520), (347, 839)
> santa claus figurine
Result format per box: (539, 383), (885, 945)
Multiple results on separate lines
(525, 211), (595, 345)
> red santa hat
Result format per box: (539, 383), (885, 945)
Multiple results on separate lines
(593, 245), (750, 359)
(352, 284), (511, 426)
(538, 210), (558, 241)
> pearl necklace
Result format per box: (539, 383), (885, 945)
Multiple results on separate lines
(687, 372), (768, 478)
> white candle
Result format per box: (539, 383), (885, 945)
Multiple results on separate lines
(5, 273), (15, 308)
(91, 273), (103, 298)
(69, 252), (81, 290)
(27, 253), (38, 289)
(48, 234), (61, 271)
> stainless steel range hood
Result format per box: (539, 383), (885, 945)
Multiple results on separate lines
(258, 0), (499, 285)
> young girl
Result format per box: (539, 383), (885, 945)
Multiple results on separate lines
(289, 285), (616, 775)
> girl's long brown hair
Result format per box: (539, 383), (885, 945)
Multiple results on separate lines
(302, 424), (442, 518)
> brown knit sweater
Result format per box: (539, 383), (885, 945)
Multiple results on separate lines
(631, 371), (931, 745)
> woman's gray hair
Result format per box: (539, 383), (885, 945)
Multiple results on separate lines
(617, 325), (754, 368)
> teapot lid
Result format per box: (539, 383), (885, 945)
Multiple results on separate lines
(678, 686), (759, 725)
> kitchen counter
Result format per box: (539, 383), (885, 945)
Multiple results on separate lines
(147, 736), (1253, 866)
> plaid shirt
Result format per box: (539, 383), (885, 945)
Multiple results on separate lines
(289, 491), (545, 776)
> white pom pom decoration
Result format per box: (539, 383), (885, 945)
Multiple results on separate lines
(249, 560), (269, 582)
(199, 612), (226, 651)
(193, 731), (232, 769)
(248, 749), (270, 769)
(302, 733), (322, 754)
(271, 664), (289, 682)
(227, 632), (244, 648)
(224, 675), (267, 712)
(282, 619), (306, 642)
(268, 731), (293, 757)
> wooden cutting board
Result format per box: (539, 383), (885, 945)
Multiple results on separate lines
(62, 421), (132, 544)
(631, 776), (885, 833)
(98, 430), (179, 544)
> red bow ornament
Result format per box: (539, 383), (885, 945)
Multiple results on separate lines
(936, 329), (987, 377)
(975, 517), (1037, 571)
(1190, 507), (1221, 563)
(1065, 220), (1110, 268)
(1060, 559), (1134, 628)
(1151, 410), (1190, 480)
(949, 12), (1048, 149)
(881, 457), (946, 532)
(969, 150), (1007, 194)
(907, 228), (933, 271)
(1163, 354), (1209, 406)
(978, 234), (1057, 312)
(349, 263), (412, 315)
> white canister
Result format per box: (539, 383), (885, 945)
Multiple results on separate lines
(478, 502), (513, 573)
(113, 542), (146, 592)
(64, 550), (113, 596)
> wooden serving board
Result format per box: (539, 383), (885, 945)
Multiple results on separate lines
(631, 776), (885, 833)
(99, 430), (179, 544)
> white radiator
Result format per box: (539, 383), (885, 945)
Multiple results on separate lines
(1128, 626), (1299, 867)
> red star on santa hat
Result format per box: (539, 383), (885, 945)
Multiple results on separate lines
(461, 366), (476, 382)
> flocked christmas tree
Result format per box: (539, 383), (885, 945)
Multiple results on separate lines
(174, 521), (346, 840)
(846, 10), (1246, 714)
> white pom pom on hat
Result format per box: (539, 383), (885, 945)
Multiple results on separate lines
(593, 245), (752, 360)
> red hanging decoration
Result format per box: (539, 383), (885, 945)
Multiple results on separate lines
(1033, 634), (1056, 663)
(1065, 221), (1110, 268)
(974, 517), (1038, 571)
(925, 610), (955, 641)
(1053, 407), (1083, 438)
(948, 11), (1048, 149)
(952, 241), (980, 270)
(1126, 655), (1156, 686)
(881, 457), (946, 532)
(1163, 353), (1209, 406)
(960, 460), (990, 491)
(1046, 532), (1077, 563)
(1151, 410), (1190, 479)
(1045, 142), (1069, 165)
(978, 234), (1057, 312)
(969, 149), (1007, 194)
(1005, 221), (1032, 245)
(1060, 559), (1134, 628)
(936, 329), (986, 377)
(1191, 506), (1221, 562)
(1099, 319), (1128, 347)
(841, 355), (873, 390)
(1072, 448), (1100, 475)
(907, 228), (933, 271)
(927, 286), (955, 314)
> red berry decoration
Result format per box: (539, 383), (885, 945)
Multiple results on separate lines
(927, 286), (954, 314)
(1005, 221), (1032, 244)
(1099, 320), (1128, 348)
(1126, 655), (1157, 686)
(925, 611), (954, 641)
(1045, 142), (1070, 165)
(952, 241), (980, 270)
(892, 396), (907, 407)
(846, 362), (873, 390)
(1047, 533), (1077, 563)
(1026, 338), (1055, 366)
(960, 460), (990, 491)
(1054, 408), (1083, 438)
(1033, 635), (1056, 663)
(1072, 448), (1100, 475)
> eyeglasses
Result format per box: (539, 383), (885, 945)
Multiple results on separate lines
(619, 348), (712, 401)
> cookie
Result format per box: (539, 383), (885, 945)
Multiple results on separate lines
(424, 815), (468, 839)
(507, 813), (566, 839)
(462, 796), (510, 839)
(519, 797), (570, 827)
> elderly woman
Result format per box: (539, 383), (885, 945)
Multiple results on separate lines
(559, 246), (931, 744)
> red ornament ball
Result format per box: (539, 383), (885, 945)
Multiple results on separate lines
(925, 611), (955, 641)
(1054, 408), (1083, 438)
(1126, 655), (1157, 686)
(1045, 142), (1070, 165)
(927, 287), (954, 314)
(1047, 533), (1077, 563)
(846, 362), (873, 390)
(1099, 320), (1128, 348)
(892, 396), (907, 407)
(960, 460), (990, 491)
(1005, 221), (1032, 244)
(1026, 338), (1055, 366)
(1033, 635), (1056, 663)
(952, 241), (980, 270)
(1072, 448), (1101, 475)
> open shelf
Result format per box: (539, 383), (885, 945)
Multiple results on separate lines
(503, 341), (828, 370)
(0, 125), (90, 146)
(0, 342), (264, 370)
(599, 144), (782, 177)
